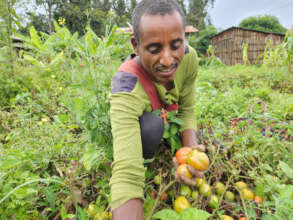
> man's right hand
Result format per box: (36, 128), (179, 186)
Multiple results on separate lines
(112, 199), (143, 220)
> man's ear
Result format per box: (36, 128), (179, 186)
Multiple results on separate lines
(131, 36), (139, 55)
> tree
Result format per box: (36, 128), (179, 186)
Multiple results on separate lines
(20, 12), (49, 34)
(186, 0), (215, 30)
(188, 25), (218, 55)
(130, 0), (137, 12)
(239, 15), (287, 34)
(35, 0), (61, 34)
(54, 0), (107, 36)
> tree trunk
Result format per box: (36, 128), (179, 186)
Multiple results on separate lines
(48, 0), (53, 34)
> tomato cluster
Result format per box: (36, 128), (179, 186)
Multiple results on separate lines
(176, 147), (210, 178)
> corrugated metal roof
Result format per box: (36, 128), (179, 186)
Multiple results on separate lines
(212, 26), (286, 39)
(185, 26), (198, 33)
(116, 26), (198, 34)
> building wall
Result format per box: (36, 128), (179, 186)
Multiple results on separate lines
(211, 28), (285, 65)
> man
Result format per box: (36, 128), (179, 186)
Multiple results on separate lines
(109, 0), (204, 219)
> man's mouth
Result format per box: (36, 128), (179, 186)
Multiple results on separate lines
(156, 64), (177, 76)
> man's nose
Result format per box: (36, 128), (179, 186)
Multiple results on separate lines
(159, 49), (174, 67)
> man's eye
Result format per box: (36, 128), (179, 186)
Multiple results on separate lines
(171, 42), (182, 50)
(148, 47), (160, 54)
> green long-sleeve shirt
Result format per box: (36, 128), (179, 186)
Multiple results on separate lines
(109, 45), (198, 210)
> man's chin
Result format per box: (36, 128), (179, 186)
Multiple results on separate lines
(157, 76), (175, 86)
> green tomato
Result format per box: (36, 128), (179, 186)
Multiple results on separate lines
(199, 183), (211, 197)
(208, 195), (219, 209)
(93, 211), (108, 220)
(224, 191), (235, 202)
(87, 204), (98, 217)
(191, 191), (199, 201)
(154, 175), (162, 185)
(241, 188), (254, 200)
(180, 185), (191, 197)
(195, 178), (206, 188)
(215, 182), (225, 195)
(235, 181), (248, 190)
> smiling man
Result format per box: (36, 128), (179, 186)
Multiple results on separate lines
(109, 0), (204, 219)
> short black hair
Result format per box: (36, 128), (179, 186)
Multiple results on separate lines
(132, 0), (186, 43)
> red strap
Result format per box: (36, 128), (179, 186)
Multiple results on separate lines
(119, 59), (163, 111)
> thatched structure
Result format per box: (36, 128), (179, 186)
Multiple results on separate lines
(211, 27), (285, 65)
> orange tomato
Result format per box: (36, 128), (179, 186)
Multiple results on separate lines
(187, 149), (209, 171)
(239, 217), (248, 220)
(177, 164), (192, 179)
(176, 147), (193, 164)
(254, 195), (263, 203)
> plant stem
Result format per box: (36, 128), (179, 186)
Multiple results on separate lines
(146, 180), (176, 220)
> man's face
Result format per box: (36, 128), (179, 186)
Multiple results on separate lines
(131, 12), (185, 87)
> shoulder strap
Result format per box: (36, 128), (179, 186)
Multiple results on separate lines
(119, 59), (163, 111)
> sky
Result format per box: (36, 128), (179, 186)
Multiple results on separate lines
(208, 0), (293, 30)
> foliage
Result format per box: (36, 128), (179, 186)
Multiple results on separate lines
(198, 45), (223, 67)
(185, 0), (215, 30)
(0, 22), (132, 219)
(188, 25), (218, 56)
(262, 30), (293, 72)
(242, 43), (249, 65)
(17, 0), (216, 37)
(153, 207), (211, 220)
(239, 14), (287, 34)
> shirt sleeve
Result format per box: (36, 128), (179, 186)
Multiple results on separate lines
(109, 85), (146, 210)
(177, 46), (198, 131)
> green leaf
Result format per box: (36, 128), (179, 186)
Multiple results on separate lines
(29, 26), (45, 51)
(163, 130), (170, 139)
(280, 161), (293, 179)
(49, 51), (64, 67)
(279, 185), (293, 199)
(179, 208), (211, 220)
(23, 54), (45, 68)
(170, 124), (179, 136)
(255, 184), (265, 198)
(169, 117), (183, 126)
(81, 145), (102, 171)
(152, 209), (179, 220)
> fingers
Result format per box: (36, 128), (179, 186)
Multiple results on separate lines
(172, 157), (179, 168)
(186, 165), (204, 178)
(178, 174), (196, 186)
(194, 144), (205, 152)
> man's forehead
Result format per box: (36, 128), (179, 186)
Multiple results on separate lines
(140, 11), (183, 24)
(138, 12), (184, 36)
